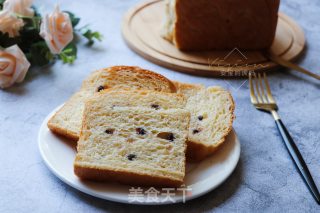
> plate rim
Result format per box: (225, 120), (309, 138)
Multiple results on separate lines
(38, 105), (241, 205)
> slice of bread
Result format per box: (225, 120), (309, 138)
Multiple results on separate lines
(47, 66), (176, 141)
(82, 66), (176, 93)
(74, 91), (190, 186)
(47, 89), (91, 141)
(174, 82), (235, 161)
(184, 86), (235, 161)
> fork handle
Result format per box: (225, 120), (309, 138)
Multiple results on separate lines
(275, 118), (320, 204)
(267, 53), (320, 80)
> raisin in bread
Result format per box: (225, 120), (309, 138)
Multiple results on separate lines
(162, 0), (279, 50)
(74, 91), (190, 186)
(47, 66), (176, 141)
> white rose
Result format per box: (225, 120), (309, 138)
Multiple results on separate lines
(40, 6), (73, 54)
(3, 0), (34, 17)
(0, 10), (24, 37)
(0, 45), (30, 89)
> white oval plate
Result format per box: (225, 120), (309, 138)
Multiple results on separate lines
(38, 105), (240, 205)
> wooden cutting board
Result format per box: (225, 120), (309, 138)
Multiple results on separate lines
(122, 0), (305, 77)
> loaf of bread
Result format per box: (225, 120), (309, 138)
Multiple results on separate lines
(162, 0), (280, 50)
(74, 91), (190, 186)
(47, 66), (176, 141)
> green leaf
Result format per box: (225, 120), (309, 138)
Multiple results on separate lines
(64, 11), (80, 28)
(29, 41), (54, 66)
(0, 0), (5, 9)
(82, 29), (103, 45)
(0, 31), (21, 48)
(18, 16), (42, 31)
(58, 42), (77, 64)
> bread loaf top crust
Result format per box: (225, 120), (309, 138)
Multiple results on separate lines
(163, 0), (280, 50)
(82, 66), (177, 93)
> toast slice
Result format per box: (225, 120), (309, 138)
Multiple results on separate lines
(74, 91), (190, 186)
(47, 90), (91, 141)
(81, 66), (176, 93)
(47, 66), (176, 141)
(175, 82), (235, 161)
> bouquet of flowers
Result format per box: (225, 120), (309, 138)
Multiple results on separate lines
(0, 0), (102, 89)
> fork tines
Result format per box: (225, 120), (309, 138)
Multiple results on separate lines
(249, 72), (277, 110)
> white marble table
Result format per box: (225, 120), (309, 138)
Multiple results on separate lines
(1, 0), (319, 212)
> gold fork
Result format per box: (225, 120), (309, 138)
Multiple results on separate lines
(266, 52), (320, 81)
(249, 73), (320, 204)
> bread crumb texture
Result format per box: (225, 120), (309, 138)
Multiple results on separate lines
(74, 90), (190, 186)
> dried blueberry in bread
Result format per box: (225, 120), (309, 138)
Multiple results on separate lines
(74, 91), (190, 187)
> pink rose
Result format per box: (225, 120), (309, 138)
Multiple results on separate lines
(40, 6), (73, 54)
(3, 0), (34, 17)
(0, 10), (24, 37)
(0, 45), (30, 89)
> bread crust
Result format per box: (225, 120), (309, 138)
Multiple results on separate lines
(170, 0), (280, 50)
(173, 81), (205, 97)
(47, 121), (79, 141)
(107, 66), (177, 93)
(47, 95), (83, 142)
(74, 165), (183, 187)
(83, 66), (177, 93)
